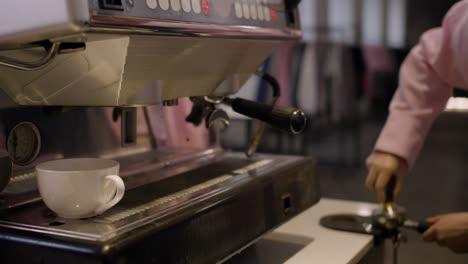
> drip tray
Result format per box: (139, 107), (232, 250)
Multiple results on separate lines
(0, 157), (270, 241)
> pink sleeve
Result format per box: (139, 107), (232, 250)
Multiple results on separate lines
(374, 0), (468, 168)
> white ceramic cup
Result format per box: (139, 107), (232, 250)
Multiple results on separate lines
(36, 158), (125, 219)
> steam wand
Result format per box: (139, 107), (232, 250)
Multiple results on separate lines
(228, 71), (305, 157)
(186, 72), (306, 157)
(242, 71), (280, 157)
(222, 96), (306, 156)
(244, 97), (276, 157)
(221, 97), (306, 135)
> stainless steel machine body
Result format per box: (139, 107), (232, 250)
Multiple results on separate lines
(0, 0), (301, 106)
(0, 1), (319, 263)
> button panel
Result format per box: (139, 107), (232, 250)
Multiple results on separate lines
(89, 0), (298, 30)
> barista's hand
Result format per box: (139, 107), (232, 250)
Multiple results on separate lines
(365, 152), (407, 203)
(423, 213), (468, 253)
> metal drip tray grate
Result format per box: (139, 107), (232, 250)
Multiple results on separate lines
(93, 174), (233, 223)
(92, 158), (272, 225)
(0, 148), (222, 209)
(0, 156), (277, 242)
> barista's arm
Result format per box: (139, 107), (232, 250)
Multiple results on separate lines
(367, 0), (468, 201)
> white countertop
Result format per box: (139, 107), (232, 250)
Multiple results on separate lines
(272, 198), (379, 264)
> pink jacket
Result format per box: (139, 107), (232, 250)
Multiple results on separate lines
(374, 0), (468, 168)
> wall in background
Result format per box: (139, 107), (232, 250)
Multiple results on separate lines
(299, 0), (459, 48)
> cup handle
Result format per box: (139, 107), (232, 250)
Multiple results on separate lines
(94, 175), (125, 215)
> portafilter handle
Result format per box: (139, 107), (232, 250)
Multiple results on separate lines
(224, 98), (306, 134)
(403, 219), (433, 233)
(385, 175), (397, 204)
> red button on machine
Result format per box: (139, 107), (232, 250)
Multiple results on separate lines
(201, 0), (210, 15)
(270, 8), (277, 22)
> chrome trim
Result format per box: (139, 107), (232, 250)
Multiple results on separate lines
(89, 15), (302, 40)
(0, 221), (101, 242)
(0, 42), (60, 71)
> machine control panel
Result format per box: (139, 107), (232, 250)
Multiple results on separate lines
(89, 0), (299, 29)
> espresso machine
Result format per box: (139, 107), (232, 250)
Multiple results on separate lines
(0, 0), (319, 263)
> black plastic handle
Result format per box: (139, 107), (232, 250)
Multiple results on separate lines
(228, 98), (306, 134)
(385, 176), (397, 203)
(404, 219), (433, 233)
(416, 220), (433, 233)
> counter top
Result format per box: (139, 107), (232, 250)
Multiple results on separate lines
(227, 198), (380, 264)
(276, 198), (379, 264)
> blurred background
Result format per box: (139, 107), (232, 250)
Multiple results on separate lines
(220, 0), (468, 263)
